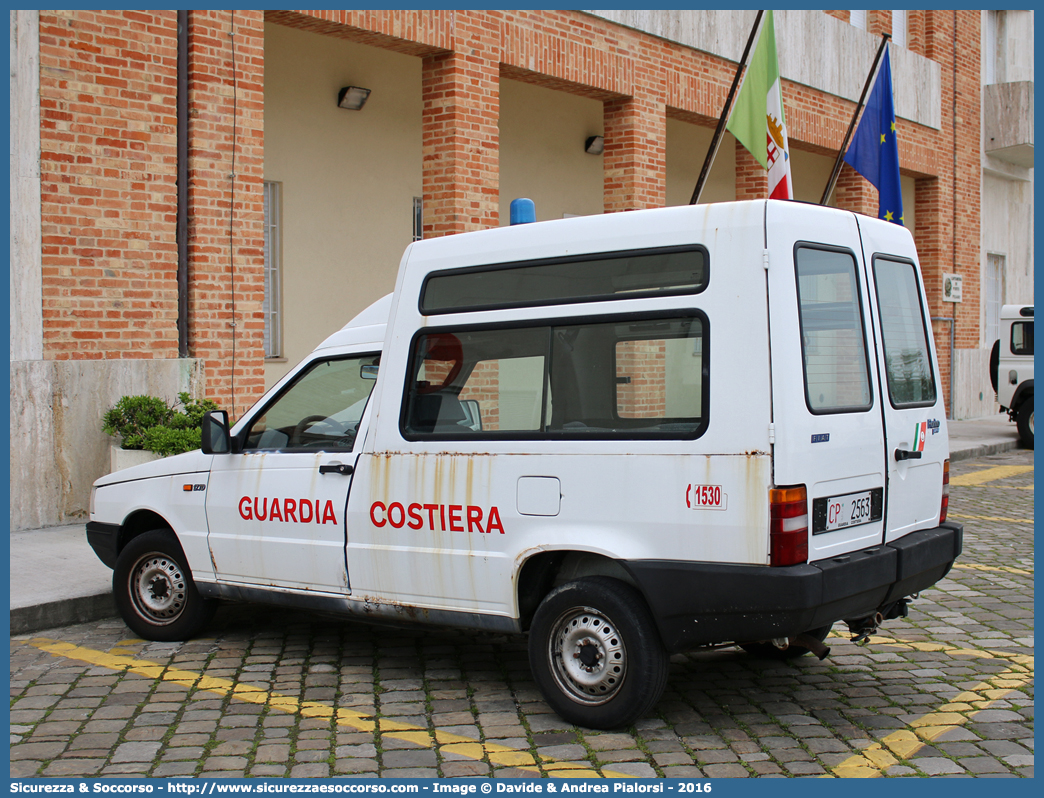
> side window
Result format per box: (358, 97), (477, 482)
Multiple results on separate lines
(1011, 321), (1034, 355)
(406, 328), (548, 434)
(795, 246), (873, 413)
(420, 246), (707, 314)
(873, 257), (938, 407)
(403, 314), (706, 439)
(243, 355), (380, 451)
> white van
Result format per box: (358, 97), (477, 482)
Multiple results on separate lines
(990, 304), (1034, 448)
(88, 201), (962, 729)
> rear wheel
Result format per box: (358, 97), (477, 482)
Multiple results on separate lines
(529, 576), (668, 730)
(740, 624), (833, 660)
(1016, 399), (1034, 449)
(113, 529), (216, 641)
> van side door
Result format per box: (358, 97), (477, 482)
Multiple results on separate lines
(205, 353), (379, 592)
(857, 219), (949, 542)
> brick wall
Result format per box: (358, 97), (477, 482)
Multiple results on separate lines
(38, 10), (180, 361)
(186, 10), (266, 419)
(907, 12), (926, 57)
(604, 97), (667, 211)
(915, 10), (982, 411)
(834, 164), (877, 217)
(734, 142), (768, 200)
(868, 11), (891, 38)
(421, 50), (501, 235)
(616, 341), (667, 418)
(36, 9), (983, 420)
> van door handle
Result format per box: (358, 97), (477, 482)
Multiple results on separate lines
(319, 462), (354, 475)
(894, 449), (922, 462)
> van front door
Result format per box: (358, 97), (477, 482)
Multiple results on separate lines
(205, 353), (379, 592)
(767, 204), (887, 561)
(858, 220), (948, 542)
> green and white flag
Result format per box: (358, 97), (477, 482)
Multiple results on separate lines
(726, 10), (793, 199)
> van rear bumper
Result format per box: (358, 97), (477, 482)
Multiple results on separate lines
(625, 522), (963, 653)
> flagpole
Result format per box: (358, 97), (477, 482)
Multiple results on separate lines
(689, 10), (765, 205)
(820, 33), (891, 206)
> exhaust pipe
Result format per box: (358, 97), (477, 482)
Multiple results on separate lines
(846, 611), (884, 644)
(791, 632), (830, 660)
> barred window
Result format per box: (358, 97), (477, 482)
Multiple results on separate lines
(263, 181), (283, 358)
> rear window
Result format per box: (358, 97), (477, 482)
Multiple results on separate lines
(794, 245), (873, 413)
(1011, 321), (1033, 355)
(420, 246), (707, 314)
(401, 313), (708, 440)
(873, 256), (937, 407)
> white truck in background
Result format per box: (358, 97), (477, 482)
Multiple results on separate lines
(990, 304), (1034, 448)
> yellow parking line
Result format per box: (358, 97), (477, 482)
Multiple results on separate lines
(948, 465), (1033, 487)
(871, 637), (1033, 668)
(21, 638), (627, 778)
(948, 513), (1034, 525)
(828, 665), (1031, 777)
(827, 639), (1032, 777)
(953, 563), (1033, 577)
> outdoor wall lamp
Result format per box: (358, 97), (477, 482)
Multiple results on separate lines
(338, 86), (371, 110)
(584, 135), (604, 155)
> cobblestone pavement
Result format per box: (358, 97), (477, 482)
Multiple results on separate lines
(11, 451), (1033, 779)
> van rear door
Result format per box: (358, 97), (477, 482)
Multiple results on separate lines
(857, 218), (948, 542)
(766, 203), (887, 561)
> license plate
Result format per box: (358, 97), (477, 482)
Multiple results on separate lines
(823, 490), (874, 531)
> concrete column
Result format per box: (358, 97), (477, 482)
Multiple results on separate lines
(10, 10), (42, 362)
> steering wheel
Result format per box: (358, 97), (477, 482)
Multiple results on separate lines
(291, 415), (329, 446)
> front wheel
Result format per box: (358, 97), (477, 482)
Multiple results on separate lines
(1016, 399), (1033, 449)
(528, 576), (668, 730)
(113, 529), (216, 641)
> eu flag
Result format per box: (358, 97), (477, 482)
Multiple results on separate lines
(843, 46), (903, 225)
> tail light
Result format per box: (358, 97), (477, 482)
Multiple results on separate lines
(769, 485), (808, 566)
(940, 459), (950, 522)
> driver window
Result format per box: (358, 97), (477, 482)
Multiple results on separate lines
(243, 355), (379, 451)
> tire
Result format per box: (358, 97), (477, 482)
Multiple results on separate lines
(1016, 398), (1034, 449)
(113, 529), (216, 641)
(989, 340), (1000, 394)
(740, 624), (833, 660)
(528, 576), (668, 730)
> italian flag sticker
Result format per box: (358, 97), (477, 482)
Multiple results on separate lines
(914, 422), (927, 452)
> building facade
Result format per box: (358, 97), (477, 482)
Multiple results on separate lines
(9, 9), (1033, 530)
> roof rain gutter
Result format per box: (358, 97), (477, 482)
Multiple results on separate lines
(177, 10), (189, 357)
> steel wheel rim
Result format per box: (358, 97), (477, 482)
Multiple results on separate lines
(1029, 409), (1034, 436)
(547, 605), (626, 706)
(129, 552), (187, 625)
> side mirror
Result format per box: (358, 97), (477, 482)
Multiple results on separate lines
(360, 363), (379, 380)
(201, 410), (232, 454)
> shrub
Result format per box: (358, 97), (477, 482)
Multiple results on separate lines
(141, 426), (203, 457)
(102, 396), (173, 451)
(103, 392), (220, 456)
